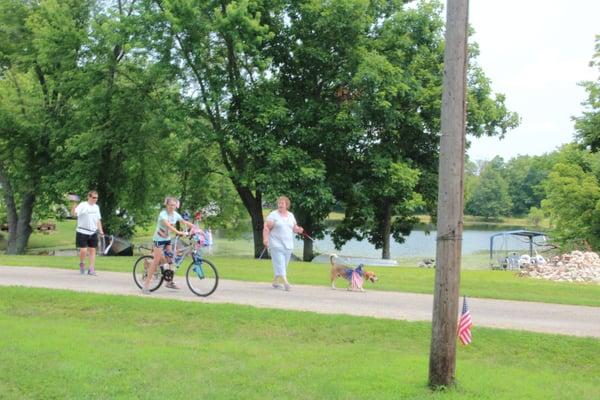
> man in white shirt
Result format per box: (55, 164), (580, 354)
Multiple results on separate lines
(71, 190), (104, 275)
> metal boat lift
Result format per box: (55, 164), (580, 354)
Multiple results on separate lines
(489, 230), (548, 270)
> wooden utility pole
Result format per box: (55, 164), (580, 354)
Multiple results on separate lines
(428, 0), (469, 388)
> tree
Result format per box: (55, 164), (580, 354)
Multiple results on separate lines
(463, 157), (479, 208)
(574, 35), (600, 150)
(465, 157), (512, 219)
(268, 0), (382, 259)
(504, 155), (552, 216)
(258, 147), (335, 260)
(330, 1), (519, 258)
(527, 206), (545, 227)
(332, 155), (423, 259)
(141, 0), (296, 257)
(0, 0), (93, 253)
(541, 145), (600, 250)
(542, 163), (600, 249)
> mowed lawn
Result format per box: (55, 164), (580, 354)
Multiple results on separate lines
(0, 287), (598, 400)
(1, 254), (600, 307)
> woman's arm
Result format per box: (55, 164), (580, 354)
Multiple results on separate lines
(263, 220), (274, 246)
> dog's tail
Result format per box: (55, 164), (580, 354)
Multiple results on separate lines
(329, 253), (338, 266)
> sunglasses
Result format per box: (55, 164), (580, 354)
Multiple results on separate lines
(89, 196), (98, 199)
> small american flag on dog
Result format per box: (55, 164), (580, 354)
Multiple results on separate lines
(458, 296), (473, 345)
(351, 269), (363, 289)
(344, 264), (364, 290)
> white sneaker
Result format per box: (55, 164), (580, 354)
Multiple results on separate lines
(284, 283), (291, 291)
(142, 287), (151, 295)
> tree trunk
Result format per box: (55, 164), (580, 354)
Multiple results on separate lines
(302, 237), (314, 261)
(381, 201), (392, 259)
(298, 218), (316, 261)
(251, 210), (264, 258)
(0, 167), (18, 252)
(235, 187), (264, 258)
(0, 167), (35, 254)
(6, 192), (35, 255)
(95, 138), (126, 236)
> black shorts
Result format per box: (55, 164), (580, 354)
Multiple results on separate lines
(76, 232), (98, 248)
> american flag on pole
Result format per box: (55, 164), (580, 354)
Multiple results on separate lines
(458, 296), (473, 345)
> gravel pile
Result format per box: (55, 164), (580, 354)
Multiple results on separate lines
(519, 250), (600, 283)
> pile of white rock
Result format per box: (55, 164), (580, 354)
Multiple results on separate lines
(518, 250), (600, 283)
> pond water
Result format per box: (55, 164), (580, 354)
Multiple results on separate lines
(289, 227), (548, 259)
(29, 224), (547, 262)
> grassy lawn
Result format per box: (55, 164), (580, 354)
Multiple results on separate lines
(0, 287), (597, 400)
(1, 254), (600, 307)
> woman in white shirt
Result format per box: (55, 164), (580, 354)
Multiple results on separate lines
(262, 196), (303, 291)
(71, 191), (104, 276)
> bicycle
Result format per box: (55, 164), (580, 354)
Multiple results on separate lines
(132, 228), (219, 297)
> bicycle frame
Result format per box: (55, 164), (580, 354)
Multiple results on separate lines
(172, 229), (207, 268)
(133, 226), (218, 296)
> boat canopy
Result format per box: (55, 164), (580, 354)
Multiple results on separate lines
(489, 230), (547, 260)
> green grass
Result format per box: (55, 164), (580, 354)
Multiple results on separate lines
(24, 220), (79, 251)
(0, 287), (598, 399)
(2, 254), (600, 307)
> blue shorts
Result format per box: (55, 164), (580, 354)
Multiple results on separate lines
(153, 240), (171, 249)
(270, 246), (292, 277)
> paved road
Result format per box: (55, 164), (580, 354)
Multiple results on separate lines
(1, 266), (599, 338)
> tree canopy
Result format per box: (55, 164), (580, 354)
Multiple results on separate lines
(574, 35), (600, 150)
(1, 0), (520, 257)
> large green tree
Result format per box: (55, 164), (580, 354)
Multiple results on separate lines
(574, 35), (600, 150)
(541, 145), (600, 250)
(543, 37), (600, 250)
(54, 0), (190, 236)
(0, 0), (93, 253)
(330, 1), (519, 258)
(465, 157), (512, 219)
(258, 148), (335, 260)
(141, 0), (293, 257)
(503, 155), (553, 216)
(268, 0), (380, 259)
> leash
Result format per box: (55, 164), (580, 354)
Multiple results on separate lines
(301, 231), (330, 256)
(301, 231), (316, 242)
(258, 247), (268, 259)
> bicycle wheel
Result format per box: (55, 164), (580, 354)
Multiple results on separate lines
(186, 258), (219, 297)
(133, 255), (164, 292)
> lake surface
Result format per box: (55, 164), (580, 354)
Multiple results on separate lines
(33, 225), (548, 262)
(289, 228), (549, 259)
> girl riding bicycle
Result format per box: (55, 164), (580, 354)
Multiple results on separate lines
(142, 196), (196, 294)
